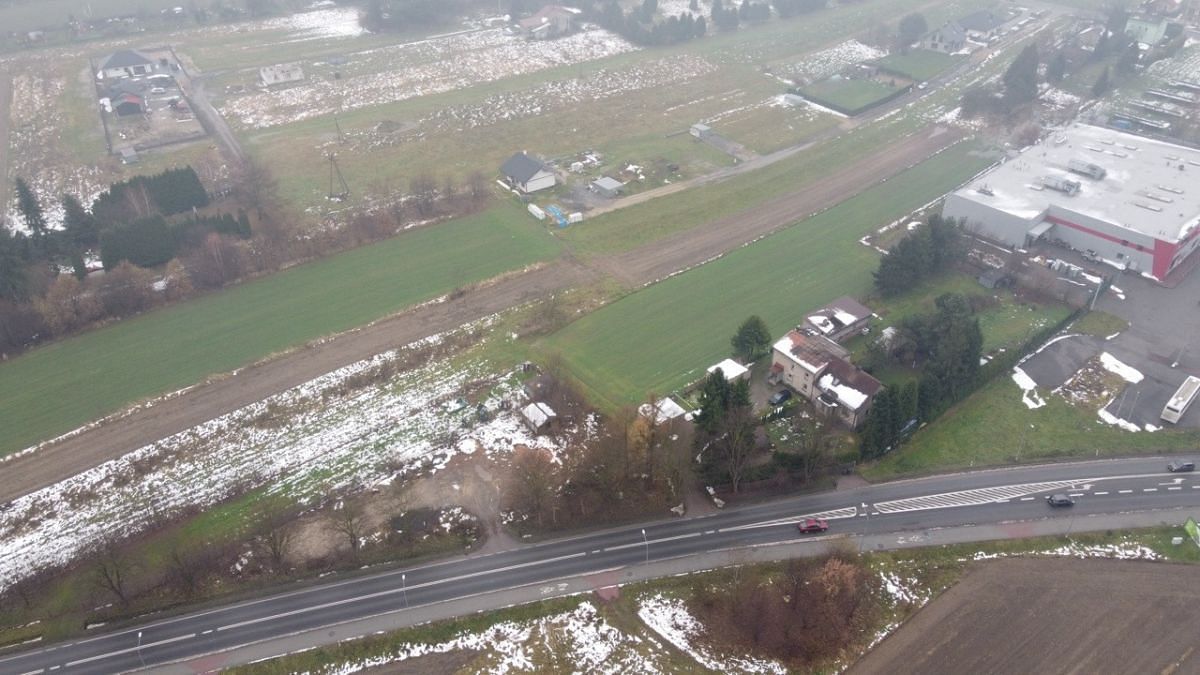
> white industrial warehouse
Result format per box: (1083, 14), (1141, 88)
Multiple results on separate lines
(942, 124), (1200, 281)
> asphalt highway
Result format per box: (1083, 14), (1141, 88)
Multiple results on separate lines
(3, 456), (1199, 674)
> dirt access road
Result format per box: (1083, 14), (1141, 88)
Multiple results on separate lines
(851, 557), (1200, 675)
(0, 125), (962, 504)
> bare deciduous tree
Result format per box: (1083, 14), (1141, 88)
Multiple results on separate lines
(92, 538), (133, 606)
(255, 497), (296, 570)
(466, 170), (489, 205)
(410, 173), (438, 217)
(330, 500), (367, 560)
(718, 405), (756, 493)
(507, 447), (558, 526)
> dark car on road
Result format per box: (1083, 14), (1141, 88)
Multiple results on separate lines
(1046, 494), (1074, 507)
(1167, 461), (1196, 473)
(797, 518), (829, 533)
(768, 389), (792, 406)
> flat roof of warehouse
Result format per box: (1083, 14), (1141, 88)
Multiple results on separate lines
(953, 124), (1200, 243)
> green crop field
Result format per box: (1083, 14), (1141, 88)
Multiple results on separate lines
(875, 50), (962, 82)
(798, 78), (902, 114)
(543, 142), (992, 409)
(0, 204), (560, 457)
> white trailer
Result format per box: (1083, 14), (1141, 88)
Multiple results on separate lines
(1162, 375), (1200, 424)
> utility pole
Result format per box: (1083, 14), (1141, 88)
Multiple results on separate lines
(401, 573), (408, 608)
(136, 631), (146, 668)
(641, 528), (649, 564)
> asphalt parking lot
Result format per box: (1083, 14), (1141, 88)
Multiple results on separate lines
(1019, 254), (1200, 429)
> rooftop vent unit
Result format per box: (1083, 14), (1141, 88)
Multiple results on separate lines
(1157, 185), (1184, 194)
(1039, 175), (1081, 196)
(1145, 192), (1173, 203)
(977, 184), (994, 196)
(1135, 202), (1163, 213)
(1068, 159), (1107, 180)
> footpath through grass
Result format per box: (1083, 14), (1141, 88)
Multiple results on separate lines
(545, 141), (992, 409)
(0, 205), (559, 457)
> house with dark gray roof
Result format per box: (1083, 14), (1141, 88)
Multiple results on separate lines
(957, 9), (1004, 38)
(500, 152), (556, 193)
(98, 49), (154, 80)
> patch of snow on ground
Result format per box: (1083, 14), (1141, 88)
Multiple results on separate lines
(0, 319), (580, 592)
(322, 602), (659, 674)
(878, 571), (925, 605)
(782, 40), (886, 85)
(971, 540), (1161, 561)
(259, 7), (367, 41)
(1012, 366), (1046, 409)
(637, 594), (787, 674)
(221, 28), (638, 129)
(657, 0), (708, 19)
(1098, 403), (1141, 432)
(1098, 352), (1143, 383)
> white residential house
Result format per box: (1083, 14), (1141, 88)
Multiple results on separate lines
(501, 152), (556, 193)
(98, 50), (154, 80)
(771, 329), (881, 429)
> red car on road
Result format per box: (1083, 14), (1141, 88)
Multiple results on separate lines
(796, 518), (829, 534)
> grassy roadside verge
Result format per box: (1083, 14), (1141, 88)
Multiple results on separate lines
(0, 203), (559, 457)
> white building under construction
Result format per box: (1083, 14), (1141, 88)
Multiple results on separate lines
(942, 124), (1200, 281)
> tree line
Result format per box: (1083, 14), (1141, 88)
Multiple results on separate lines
(873, 214), (963, 297)
(859, 292), (983, 458)
(961, 9), (1190, 119)
(0, 163), (493, 355)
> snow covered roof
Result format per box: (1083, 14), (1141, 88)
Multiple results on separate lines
(639, 397), (687, 424)
(804, 296), (870, 336)
(707, 359), (749, 381)
(817, 358), (881, 410)
(520, 401), (557, 429)
(773, 330), (848, 374)
(952, 124), (1200, 244)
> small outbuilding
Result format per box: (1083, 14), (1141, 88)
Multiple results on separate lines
(113, 93), (145, 117)
(520, 401), (558, 433)
(591, 176), (623, 198)
(707, 358), (750, 383)
(690, 123), (712, 139)
(259, 63), (305, 86)
(977, 268), (1013, 289)
(501, 152), (556, 193)
(639, 397), (688, 424)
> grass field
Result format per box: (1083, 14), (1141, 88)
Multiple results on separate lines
(875, 50), (962, 82)
(0, 204), (560, 457)
(543, 142), (992, 409)
(798, 78), (902, 114)
(864, 371), (1200, 480)
(712, 101), (841, 154)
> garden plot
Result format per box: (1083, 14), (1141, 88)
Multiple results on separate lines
(0, 318), (594, 593)
(777, 39), (886, 86)
(220, 28), (639, 130)
(4, 74), (108, 232)
(334, 54), (719, 153)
